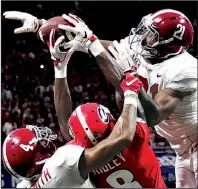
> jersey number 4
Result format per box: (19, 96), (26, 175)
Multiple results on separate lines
(19, 138), (38, 151)
(106, 169), (142, 188)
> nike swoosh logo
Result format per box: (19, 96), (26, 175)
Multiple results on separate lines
(157, 74), (162, 77)
(126, 78), (138, 86)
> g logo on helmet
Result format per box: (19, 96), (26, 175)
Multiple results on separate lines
(97, 106), (109, 124)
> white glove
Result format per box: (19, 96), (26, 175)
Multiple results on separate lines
(49, 29), (77, 78)
(3, 11), (46, 34)
(58, 13), (105, 57)
(108, 40), (138, 73)
(58, 13), (93, 45)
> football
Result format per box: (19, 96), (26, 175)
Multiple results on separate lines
(37, 16), (75, 44)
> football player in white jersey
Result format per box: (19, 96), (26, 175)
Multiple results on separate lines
(129, 9), (197, 188)
(113, 9), (197, 188)
(58, 10), (197, 188)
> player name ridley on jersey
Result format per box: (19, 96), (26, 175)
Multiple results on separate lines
(92, 153), (126, 175)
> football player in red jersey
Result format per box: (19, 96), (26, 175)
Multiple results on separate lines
(68, 99), (167, 188)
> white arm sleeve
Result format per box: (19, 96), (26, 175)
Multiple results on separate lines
(166, 67), (197, 92)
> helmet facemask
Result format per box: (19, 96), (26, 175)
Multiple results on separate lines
(26, 126), (57, 181)
(129, 14), (160, 58)
(129, 14), (184, 59)
(26, 125), (57, 148)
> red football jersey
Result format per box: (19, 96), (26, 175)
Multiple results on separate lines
(89, 119), (167, 188)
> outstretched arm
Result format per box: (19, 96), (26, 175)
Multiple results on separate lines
(95, 40), (124, 91)
(94, 46), (123, 90)
(49, 30), (77, 141)
(54, 71), (72, 141)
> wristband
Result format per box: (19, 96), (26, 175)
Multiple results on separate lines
(54, 64), (67, 78)
(87, 35), (105, 57)
(124, 90), (138, 107)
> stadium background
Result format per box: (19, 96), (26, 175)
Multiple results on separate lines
(1, 1), (197, 188)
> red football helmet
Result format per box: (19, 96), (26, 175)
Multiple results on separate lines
(68, 103), (114, 148)
(2, 125), (57, 181)
(129, 9), (194, 59)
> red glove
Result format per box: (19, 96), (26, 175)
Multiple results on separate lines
(120, 71), (142, 95)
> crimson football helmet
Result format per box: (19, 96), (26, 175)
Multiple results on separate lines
(68, 103), (114, 148)
(129, 9), (194, 59)
(2, 125), (57, 181)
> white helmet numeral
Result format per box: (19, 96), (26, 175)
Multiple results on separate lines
(173, 24), (186, 40)
(20, 144), (34, 151)
(19, 138), (37, 151)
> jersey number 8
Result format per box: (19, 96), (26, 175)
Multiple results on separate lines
(106, 169), (142, 188)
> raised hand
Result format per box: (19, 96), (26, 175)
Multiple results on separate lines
(58, 13), (93, 43)
(3, 11), (46, 34)
(49, 29), (77, 69)
(108, 40), (138, 73)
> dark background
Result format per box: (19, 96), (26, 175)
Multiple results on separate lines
(1, 1), (197, 188)
(2, 1), (198, 55)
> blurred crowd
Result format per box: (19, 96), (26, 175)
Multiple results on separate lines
(2, 1), (197, 148)
(1, 45), (170, 148)
(1, 39), (120, 146)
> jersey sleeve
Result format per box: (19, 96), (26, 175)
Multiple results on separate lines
(166, 67), (197, 92)
(16, 180), (31, 188)
(135, 118), (150, 142)
(58, 144), (86, 182)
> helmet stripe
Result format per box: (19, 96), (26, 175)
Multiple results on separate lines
(76, 106), (98, 146)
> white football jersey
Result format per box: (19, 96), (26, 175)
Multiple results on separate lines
(148, 51), (197, 155)
(18, 145), (95, 188)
